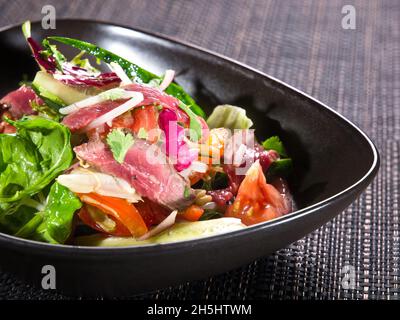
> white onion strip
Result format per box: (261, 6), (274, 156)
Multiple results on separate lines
(178, 160), (207, 180)
(83, 92), (144, 132)
(159, 69), (175, 91)
(138, 210), (178, 240)
(57, 169), (142, 203)
(108, 62), (132, 86)
(59, 88), (139, 115)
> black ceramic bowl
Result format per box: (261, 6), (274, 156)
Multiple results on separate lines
(0, 20), (379, 297)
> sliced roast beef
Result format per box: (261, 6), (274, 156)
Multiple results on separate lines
(62, 100), (120, 132)
(0, 86), (39, 119)
(74, 139), (194, 209)
(62, 83), (189, 132)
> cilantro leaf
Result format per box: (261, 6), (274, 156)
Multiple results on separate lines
(106, 129), (135, 163)
(262, 136), (288, 157)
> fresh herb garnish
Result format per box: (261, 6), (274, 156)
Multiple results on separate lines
(106, 129), (135, 163)
(262, 136), (287, 157)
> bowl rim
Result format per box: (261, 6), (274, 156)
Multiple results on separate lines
(0, 18), (380, 253)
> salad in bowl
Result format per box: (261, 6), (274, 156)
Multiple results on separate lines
(0, 22), (293, 246)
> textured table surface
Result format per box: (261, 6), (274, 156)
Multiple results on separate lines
(0, 0), (399, 300)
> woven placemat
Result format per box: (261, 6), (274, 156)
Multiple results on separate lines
(0, 0), (399, 300)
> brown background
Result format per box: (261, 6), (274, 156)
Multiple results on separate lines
(0, 0), (399, 299)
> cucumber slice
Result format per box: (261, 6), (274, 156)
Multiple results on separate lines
(32, 71), (102, 105)
(75, 217), (246, 247)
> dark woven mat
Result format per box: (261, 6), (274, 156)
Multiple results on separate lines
(0, 0), (399, 300)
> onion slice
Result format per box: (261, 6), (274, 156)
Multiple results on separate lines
(108, 62), (132, 86)
(159, 69), (175, 91)
(59, 88), (139, 115)
(83, 92), (144, 131)
(179, 160), (208, 179)
(57, 168), (142, 203)
(138, 210), (178, 240)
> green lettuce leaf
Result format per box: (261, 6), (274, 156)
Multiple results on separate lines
(31, 182), (82, 244)
(206, 104), (253, 129)
(0, 116), (73, 203)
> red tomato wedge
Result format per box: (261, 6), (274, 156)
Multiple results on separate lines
(225, 161), (289, 225)
(111, 105), (159, 142)
(78, 193), (148, 237)
(134, 198), (170, 227)
(78, 205), (132, 237)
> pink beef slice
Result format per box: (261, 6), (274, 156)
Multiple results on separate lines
(0, 86), (39, 119)
(62, 83), (189, 132)
(62, 100), (119, 132)
(74, 139), (194, 209)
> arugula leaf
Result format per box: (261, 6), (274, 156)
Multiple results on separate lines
(0, 116), (73, 203)
(106, 129), (135, 163)
(47, 36), (205, 118)
(262, 136), (288, 157)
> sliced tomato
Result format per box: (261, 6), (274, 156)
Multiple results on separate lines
(225, 161), (289, 225)
(78, 205), (131, 237)
(131, 105), (158, 135)
(78, 193), (148, 237)
(134, 197), (170, 227)
(109, 105), (159, 142)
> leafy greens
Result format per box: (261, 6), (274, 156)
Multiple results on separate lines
(0, 116), (73, 203)
(47, 36), (205, 118)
